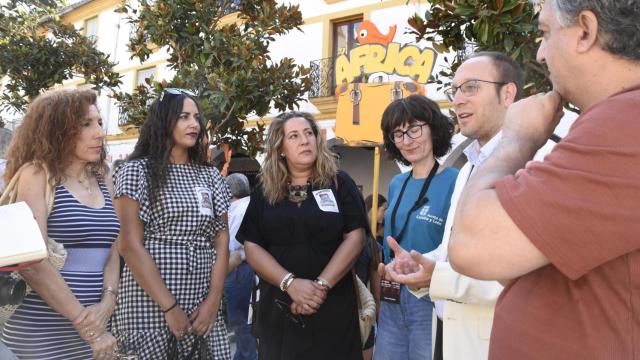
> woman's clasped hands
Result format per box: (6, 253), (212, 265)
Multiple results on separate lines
(164, 297), (219, 341)
(73, 305), (118, 360)
(164, 301), (192, 341)
(288, 278), (328, 315)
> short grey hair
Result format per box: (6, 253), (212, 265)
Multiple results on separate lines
(226, 173), (250, 198)
(550, 0), (640, 61)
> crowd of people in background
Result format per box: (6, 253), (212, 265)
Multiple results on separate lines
(1, 0), (639, 359)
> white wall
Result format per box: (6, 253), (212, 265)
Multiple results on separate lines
(287, 0), (399, 18)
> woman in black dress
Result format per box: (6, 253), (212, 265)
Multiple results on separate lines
(237, 111), (367, 360)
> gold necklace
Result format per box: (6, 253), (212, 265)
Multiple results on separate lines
(65, 173), (93, 194)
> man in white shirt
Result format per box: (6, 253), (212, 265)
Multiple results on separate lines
(223, 173), (257, 360)
(380, 52), (534, 360)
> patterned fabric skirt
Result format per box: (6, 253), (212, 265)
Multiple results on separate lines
(113, 240), (231, 360)
(115, 311), (230, 359)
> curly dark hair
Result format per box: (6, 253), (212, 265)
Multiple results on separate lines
(128, 91), (207, 196)
(381, 95), (453, 166)
(4, 88), (106, 185)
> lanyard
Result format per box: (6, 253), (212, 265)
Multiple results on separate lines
(467, 165), (475, 181)
(389, 161), (439, 256)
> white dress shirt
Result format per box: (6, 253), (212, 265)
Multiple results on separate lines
(463, 131), (502, 170)
(228, 196), (250, 261)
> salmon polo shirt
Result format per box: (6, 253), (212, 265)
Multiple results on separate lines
(491, 85), (640, 360)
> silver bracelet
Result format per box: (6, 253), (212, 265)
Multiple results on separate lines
(315, 277), (332, 290)
(102, 286), (118, 299)
(279, 273), (295, 292)
(283, 276), (296, 293)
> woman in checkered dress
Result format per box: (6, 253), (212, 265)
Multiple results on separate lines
(113, 89), (231, 359)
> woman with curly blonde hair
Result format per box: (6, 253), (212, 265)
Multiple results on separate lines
(237, 111), (368, 359)
(1, 88), (121, 359)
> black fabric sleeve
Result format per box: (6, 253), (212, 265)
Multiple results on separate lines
(336, 171), (369, 235)
(236, 187), (266, 247)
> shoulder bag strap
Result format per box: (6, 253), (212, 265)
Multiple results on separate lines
(0, 164), (27, 205)
(0, 161), (55, 216)
(351, 269), (362, 311)
(38, 162), (55, 215)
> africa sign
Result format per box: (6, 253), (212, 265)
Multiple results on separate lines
(334, 21), (437, 85)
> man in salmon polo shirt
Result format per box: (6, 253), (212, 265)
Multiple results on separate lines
(447, 0), (640, 359)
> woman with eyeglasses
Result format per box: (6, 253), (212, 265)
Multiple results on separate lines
(112, 88), (231, 359)
(373, 95), (458, 360)
(237, 111), (368, 359)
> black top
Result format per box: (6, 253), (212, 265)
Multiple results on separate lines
(355, 235), (383, 285)
(237, 171), (367, 360)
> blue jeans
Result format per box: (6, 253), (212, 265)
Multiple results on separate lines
(374, 286), (433, 360)
(224, 262), (258, 360)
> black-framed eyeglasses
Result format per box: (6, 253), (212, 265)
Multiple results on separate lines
(159, 88), (197, 103)
(445, 79), (507, 101)
(274, 299), (307, 328)
(389, 124), (427, 144)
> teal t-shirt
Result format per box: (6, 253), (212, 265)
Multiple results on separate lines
(383, 167), (458, 264)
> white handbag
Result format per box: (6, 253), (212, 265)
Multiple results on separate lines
(0, 162), (67, 325)
(0, 202), (47, 266)
(352, 270), (377, 346)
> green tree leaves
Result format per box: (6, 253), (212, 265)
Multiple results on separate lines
(115, 0), (311, 156)
(0, 0), (121, 116)
(407, 0), (549, 96)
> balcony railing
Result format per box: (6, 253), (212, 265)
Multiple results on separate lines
(117, 111), (130, 128)
(222, 0), (242, 16)
(309, 57), (337, 98)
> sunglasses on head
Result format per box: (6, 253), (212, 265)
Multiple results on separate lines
(159, 88), (196, 103)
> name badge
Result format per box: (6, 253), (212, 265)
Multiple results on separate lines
(380, 279), (401, 304)
(194, 186), (213, 216)
(312, 189), (339, 213)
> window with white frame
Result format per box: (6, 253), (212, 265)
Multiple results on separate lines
(136, 67), (156, 87)
(84, 16), (98, 42)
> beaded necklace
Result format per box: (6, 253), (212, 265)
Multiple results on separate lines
(287, 179), (311, 207)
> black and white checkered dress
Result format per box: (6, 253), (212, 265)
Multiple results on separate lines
(113, 158), (231, 359)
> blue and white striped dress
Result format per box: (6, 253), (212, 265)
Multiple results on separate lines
(1, 182), (120, 360)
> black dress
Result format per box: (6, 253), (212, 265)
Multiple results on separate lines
(237, 171), (366, 360)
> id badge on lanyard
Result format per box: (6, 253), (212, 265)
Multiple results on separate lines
(381, 162), (439, 303)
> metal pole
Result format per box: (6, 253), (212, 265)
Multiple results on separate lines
(370, 146), (381, 236)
